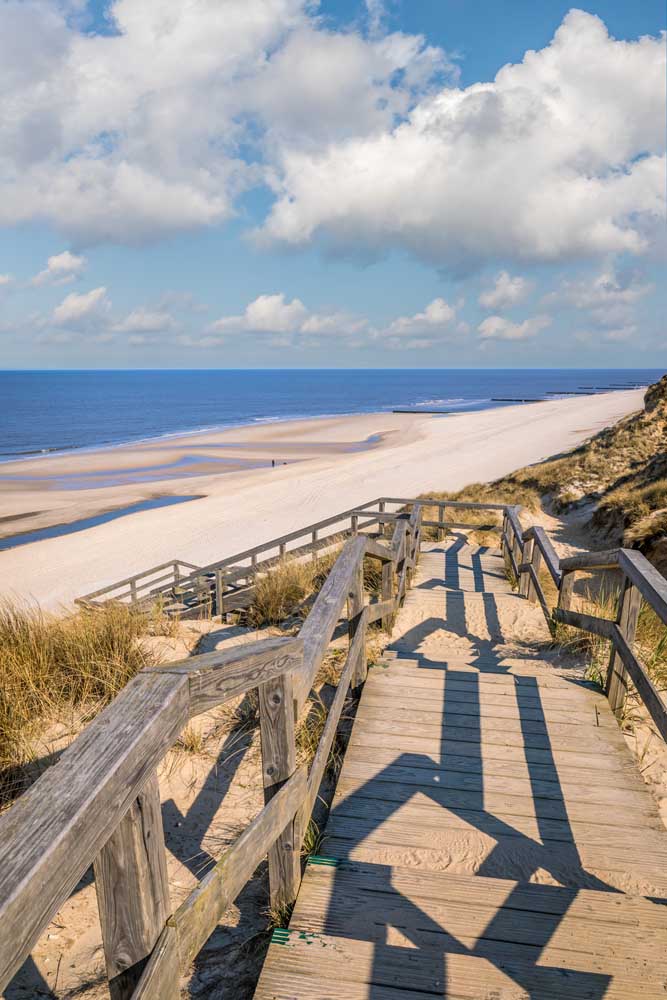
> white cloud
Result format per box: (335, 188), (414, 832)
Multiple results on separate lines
(31, 250), (86, 286)
(202, 292), (460, 349)
(479, 271), (530, 310)
(52, 286), (110, 327)
(112, 307), (177, 334)
(550, 268), (653, 310)
(260, 11), (666, 268)
(0, 0), (447, 245)
(0, 274), (13, 286)
(379, 297), (459, 347)
(545, 266), (653, 333)
(209, 293), (308, 335)
(478, 313), (551, 341)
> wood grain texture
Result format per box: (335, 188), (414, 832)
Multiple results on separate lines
(259, 670), (300, 908)
(130, 925), (180, 1000)
(145, 635), (303, 717)
(0, 671), (189, 993)
(94, 772), (170, 1000)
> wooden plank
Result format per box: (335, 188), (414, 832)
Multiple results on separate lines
(421, 519), (501, 531)
(256, 927), (667, 999)
(170, 767), (306, 968)
(611, 624), (667, 740)
(0, 671), (190, 993)
(367, 596), (396, 625)
(362, 536), (393, 562)
(359, 686), (615, 727)
(130, 925), (180, 1000)
(296, 535), (367, 710)
(329, 792), (659, 847)
(144, 636), (302, 717)
(300, 860), (667, 928)
(348, 563), (366, 687)
(607, 580), (641, 715)
(554, 607), (616, 639)
(297, 630), (359, 835)
(347, 728), (634, 769)
(350, 714), (624, 753)
(526, 525), (561, 585)
(559, 549), (621, 572)
(259, 671), (300, 909)
(619, 548), (667, 625)
(94, 772), (170, 1000)
(337, 741), (645, 790)
(335, 756), (657, 815)
(381, 496), (508, 511)
(333, 773), (656, 827)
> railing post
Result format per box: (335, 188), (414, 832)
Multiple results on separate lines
(215, 568), (225, 616)
(519, 537), (534, 599)
(558, 570), (576, 612)
(378, 500), (386, 537)
(348, 561), (367, 686)
(258, 671), (300, 911)
(529, 544), (543, 604)
(351, 514), (358, 535)
(438, 504), (445, 542)
(94, 772), (170, 1000)
(607, 578), (642, 717)
(311, 528), (318, 562)
(381, 557), (394, 633)
(130, 579), (137, 604)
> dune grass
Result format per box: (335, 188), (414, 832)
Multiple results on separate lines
(0, 599), (154, 807)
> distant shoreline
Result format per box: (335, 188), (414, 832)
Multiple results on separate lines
(0, 390), (646, 611)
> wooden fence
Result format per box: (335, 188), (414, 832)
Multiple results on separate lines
(1, 494), (666, 1000)
(506, 511), (667, 741)
(0, 500), (424, 1000)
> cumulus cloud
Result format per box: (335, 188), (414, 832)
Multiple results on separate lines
(0, 0), (448, 245)
(260, 11), (666, 269)
(479, 271), (530, 310)
(31, 250), (86, 286)
(0, 274), (13, 287)
(478, 314), (551, 341)
(52, 286), (110, 327)
(545, 266), (653, 332)
(112, 307), (177, 334)
(201, 292), (461, 349)
(378, 297), (460, 347)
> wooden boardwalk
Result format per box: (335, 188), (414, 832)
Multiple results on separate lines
(255, 539), (667, 999)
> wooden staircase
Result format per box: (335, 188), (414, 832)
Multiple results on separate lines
(254, 538), (667, 998)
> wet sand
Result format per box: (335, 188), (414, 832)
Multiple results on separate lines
(0, 392), (644, 609)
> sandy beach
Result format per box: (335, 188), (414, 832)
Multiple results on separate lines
(0, 390), (643, 610)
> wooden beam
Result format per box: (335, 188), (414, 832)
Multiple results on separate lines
(259, 671), (300, 910)
(607, 581), (641, 717)
(559, 549), (621, 573)
(144, 636), (303, 717)
(610, 626), (667, 741)
(619, 549), (667, 625)
(0, 672), (190, 993)
(94, 772), (170, 1000)
(132, 769), (307, 998)
(296, 535), (367, 711)
(553, 607), (616, 639)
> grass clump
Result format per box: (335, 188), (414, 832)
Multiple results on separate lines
(0, 599), (154, 806)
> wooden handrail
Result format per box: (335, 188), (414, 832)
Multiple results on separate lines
(5, 493), (666, 1000)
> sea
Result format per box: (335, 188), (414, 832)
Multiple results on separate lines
(0, 369), (662, 462)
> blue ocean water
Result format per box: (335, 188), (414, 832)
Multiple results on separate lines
(0, 369), (661, 461)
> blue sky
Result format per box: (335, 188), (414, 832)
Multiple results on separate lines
(0, 0), (665, 368)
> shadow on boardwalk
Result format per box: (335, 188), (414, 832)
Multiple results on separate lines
(316, 541), (618, 998)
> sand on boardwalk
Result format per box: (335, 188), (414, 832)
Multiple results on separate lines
(0, 390), (644, 610)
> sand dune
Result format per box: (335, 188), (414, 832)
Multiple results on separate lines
(0, 391), (643, 610)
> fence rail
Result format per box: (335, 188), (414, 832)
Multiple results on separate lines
(510, 514), (667, 742)
(2, 494), (666, 998)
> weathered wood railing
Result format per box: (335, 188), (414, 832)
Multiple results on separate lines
(505, 508), (667, 742)
(4, 493), (666, 999)
(0, 503), (425, 1000)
